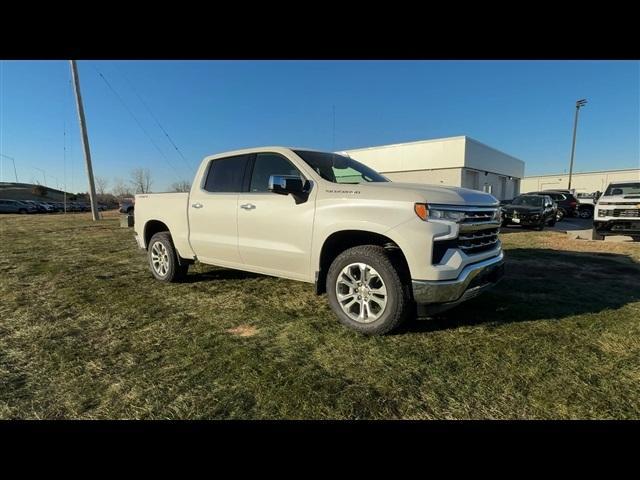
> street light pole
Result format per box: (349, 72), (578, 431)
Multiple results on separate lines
(0, 153), (19, 182)
(34, 166), (47, 186)
(568, 98), (587, 190)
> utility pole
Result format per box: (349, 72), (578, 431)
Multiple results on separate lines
(568, 98), (587, 190)
(69, 60), (99, 221)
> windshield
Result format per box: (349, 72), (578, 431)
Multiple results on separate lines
(604, 183), (640, 196)
(293, 150), (388, 184)
(512, 196), (543, 207)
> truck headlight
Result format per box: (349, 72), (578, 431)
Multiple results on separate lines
(428, 208), (466, 222)
(414, 204), (466, 222)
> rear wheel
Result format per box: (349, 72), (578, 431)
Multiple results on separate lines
(148, 232), (188, 282)
(326, 245), (412, 335)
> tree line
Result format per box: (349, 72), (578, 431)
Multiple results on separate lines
(94, 168), (191, 199)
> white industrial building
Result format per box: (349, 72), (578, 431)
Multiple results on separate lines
(342, 136), (525, 200)
(521, 168), (640, 195)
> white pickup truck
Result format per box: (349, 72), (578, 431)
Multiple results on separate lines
(134, 147), (504, 335)
(593, 180), (640, 241)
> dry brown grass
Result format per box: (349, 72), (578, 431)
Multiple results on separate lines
(1, 212), (639, 419)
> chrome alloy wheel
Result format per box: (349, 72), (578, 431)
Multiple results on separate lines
(151, 241), (170, 277)
(335, 262), (388, 323)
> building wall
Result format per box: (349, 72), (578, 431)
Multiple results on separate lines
(521, 169), (640, 194)
(464, 138), (525, 180)
(343, 136), (525, 200)
(460, 168), (519, 200)
(383, 168), (462, 186)
(343, 136), (467, 173)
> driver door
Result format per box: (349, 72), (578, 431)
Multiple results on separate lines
(237, 152), (316, 281)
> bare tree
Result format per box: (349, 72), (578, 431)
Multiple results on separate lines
(170, 180), (191, 192)
(130, 168), (153, 194)
(95, 176), (109, 196)
(112, 177), (132, 198)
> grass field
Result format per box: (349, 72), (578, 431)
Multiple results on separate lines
(1, 211), (639, 419)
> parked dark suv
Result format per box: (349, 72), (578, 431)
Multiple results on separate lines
(525, 190), (579, 221)
(501, 194), (557, 230)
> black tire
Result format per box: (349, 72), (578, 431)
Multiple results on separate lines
(533, 222), (545, 231)
(548, 216), (556, 227)
(148, 232), (188, 282)
(578, 208), (592, 219)
(326, 245), (412, 335)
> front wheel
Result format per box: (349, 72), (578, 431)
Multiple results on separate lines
(148, 232), (188, 282)
(326, 245), (412, 335)
(579, 208), (593, 219)
(592, 228), (605, 241)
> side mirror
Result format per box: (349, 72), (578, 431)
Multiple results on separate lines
(268, 175), (305, 195)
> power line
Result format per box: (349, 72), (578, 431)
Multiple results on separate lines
(91, 64), (182, 177)
(115, 64), (195, 173)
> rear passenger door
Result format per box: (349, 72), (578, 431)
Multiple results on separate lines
(188, 154), (251, 267)
(237, 152), (316, 281)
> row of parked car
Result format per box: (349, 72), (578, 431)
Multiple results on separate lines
(0, 199), (111, 214)
(500, 182), (640, 240)
(498, 189), (584, 231)
(500, 189), (587, 219)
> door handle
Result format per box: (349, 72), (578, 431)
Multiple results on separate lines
(192, 202), (203, 209)
(240, 203), (256, 210)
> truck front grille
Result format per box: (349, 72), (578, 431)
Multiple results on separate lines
(613, 208), (640, 218)
(432, 227), (501, 264)
(430, 205), (501, 265)
(457, 228), (500, 254)
(461, 210), (498, 224)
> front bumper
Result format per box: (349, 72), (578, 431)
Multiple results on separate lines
(594, 219), (640, 235)
(503, 213), (542, 226)
(412, 252), (504, 305)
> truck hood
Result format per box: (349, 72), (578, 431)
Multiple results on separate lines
(353, 181), (499, 206)
(597, 194), (640, 206)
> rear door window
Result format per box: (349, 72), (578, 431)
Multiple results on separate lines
(203, 155), (251, 193)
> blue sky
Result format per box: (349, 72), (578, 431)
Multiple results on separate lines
(0, 60), (638, 192)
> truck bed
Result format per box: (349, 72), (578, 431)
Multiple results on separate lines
(134, 192), (195, 259)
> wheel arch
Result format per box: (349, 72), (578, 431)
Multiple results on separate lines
(144, 220), (171, 249)
(144, 221), (194, 266)
(315, 229), (411, 295)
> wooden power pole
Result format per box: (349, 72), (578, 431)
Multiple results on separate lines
(69, 60), (99, 221)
